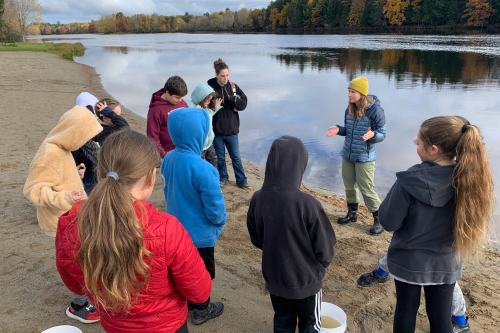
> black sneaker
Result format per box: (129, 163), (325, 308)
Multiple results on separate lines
(192, 302), (224, 325)
(66, 302), (100, 324)
(187, 300), (194, 311)
(357, 270), (390, 287)
(453, 317), (472, 333)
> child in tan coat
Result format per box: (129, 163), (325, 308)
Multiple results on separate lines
(24, 105), (103, 324)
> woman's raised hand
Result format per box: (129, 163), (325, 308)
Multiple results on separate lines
(362, 127), (375, 141)
(327, 126), (340, 137)
(215, 98), (222, 106)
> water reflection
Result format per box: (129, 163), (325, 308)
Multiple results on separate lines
(275, 48), (500, 87)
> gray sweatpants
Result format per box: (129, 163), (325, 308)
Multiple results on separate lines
(379, 254), (466, 316)
(72, 293), (88, 306)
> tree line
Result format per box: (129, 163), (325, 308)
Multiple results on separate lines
(2, 0), (500, 40)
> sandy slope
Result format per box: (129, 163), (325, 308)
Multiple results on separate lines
(0, 52), (498, 333)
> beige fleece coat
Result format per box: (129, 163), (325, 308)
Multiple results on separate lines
(24, 106), (102, 237)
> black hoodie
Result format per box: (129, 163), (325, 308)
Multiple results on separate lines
(380, 161), (462, 285)
(207, 78), (247, 136)
(247, 136), (336, 299)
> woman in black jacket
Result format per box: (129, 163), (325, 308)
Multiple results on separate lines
(207, 58), (250, 189)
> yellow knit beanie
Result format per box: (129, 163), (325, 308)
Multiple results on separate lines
(348, 77), (369, 96)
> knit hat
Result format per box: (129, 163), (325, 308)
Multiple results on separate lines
(348, 77), (369, 96)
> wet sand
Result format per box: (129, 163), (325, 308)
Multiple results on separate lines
(0, 51), (499, 333)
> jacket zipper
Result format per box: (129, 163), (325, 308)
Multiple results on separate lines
(349, 118), (358, 161)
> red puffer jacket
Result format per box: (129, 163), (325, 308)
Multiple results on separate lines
(55, 200), (212, 332)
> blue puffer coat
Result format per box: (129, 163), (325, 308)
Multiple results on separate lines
(337, 95), (386, 163)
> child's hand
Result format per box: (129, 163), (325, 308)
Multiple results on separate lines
(215, 98), (222, 106)
(96, 101), (107, 112)
(362, 127), (375, 141)
(77, 164), (86, 179)
(71, 189), (85, 202)
(327, 126), (340, 137)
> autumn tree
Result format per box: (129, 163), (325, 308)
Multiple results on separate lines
(346, 0), (366, 26)
(383, 0), (410, 25)
(463, 0), (497, 26)
(58, 25), (66, 34)
(7, 0), (43, 42)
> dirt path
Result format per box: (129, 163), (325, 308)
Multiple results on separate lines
(0, 52), (498, 333)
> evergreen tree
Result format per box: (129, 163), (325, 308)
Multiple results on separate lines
(0, 0), (4, 31)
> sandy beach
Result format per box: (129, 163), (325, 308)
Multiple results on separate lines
(0, 51), (499, 333)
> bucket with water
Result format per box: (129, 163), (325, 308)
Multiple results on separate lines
(320, 302), (347, 333)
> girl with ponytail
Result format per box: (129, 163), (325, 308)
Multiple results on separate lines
(378, 116), (494, 333)
(55, 130), (212, 333)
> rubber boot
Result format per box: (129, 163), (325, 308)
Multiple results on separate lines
(369, 211), (384, 235)
(337, 202), (358, 225)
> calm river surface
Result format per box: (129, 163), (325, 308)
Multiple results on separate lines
(30, 33), (500, 236)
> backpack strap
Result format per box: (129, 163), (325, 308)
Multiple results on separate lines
(230, 82), (237, 95)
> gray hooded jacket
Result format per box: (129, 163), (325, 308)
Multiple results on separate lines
(380, 161), (462, 285)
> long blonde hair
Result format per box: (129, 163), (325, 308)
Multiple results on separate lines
(348, 94), (373, 120)
(76, 130), (161, 312)
(420, 116), (494, 259)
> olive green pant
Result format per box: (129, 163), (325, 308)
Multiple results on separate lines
(341, 158), (381, 213)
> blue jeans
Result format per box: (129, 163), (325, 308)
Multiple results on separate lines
(213, 134), (248, 186)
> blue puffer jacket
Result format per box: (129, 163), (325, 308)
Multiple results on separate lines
(336, 95), (386, 163)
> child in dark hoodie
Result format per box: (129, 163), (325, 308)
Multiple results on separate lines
(94, 98), (129, 146)
(247, 136), (336, 333)
(378, 116), (493, 333)
(147, 76), (188, 158)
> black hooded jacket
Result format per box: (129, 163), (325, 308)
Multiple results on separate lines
(207, 78), (247, 136)
(247, 136), (336, 299)
(380, 161), (462, 285)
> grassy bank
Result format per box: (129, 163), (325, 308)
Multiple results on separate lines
(0, 42), (85, 60)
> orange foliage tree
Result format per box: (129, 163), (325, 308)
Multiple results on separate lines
(346, 0), (366, 27)
(463, 0), (496, 27)
(383, 0), (410, 25)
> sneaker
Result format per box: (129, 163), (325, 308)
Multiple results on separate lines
(192, 302), (224, 325)
(453, 317), (472, 333)
(66, 302), (100, 324)
(357, 270), (390, 287)
(237, 184), (252, 189)
(220, 181), (227, 187)
(187, 300), (194, 311)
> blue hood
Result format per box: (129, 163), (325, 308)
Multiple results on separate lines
(168, 107), (208, 155)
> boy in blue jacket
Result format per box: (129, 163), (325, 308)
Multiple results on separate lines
(160, 107), (227, 326)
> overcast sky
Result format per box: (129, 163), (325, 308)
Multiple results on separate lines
(40, 0), (271, 23)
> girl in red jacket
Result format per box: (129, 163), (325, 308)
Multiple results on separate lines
(56, 130), (212, 333)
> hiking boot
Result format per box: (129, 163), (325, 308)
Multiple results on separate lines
(238, 184), (252, 189)
(369, 213), (384, 235)
(66, 302), (100, 324)
(187, 300), (194, 311)
(357, 269), (390, 287)
(453, 317), (472, 333)
(192, 302), (224, 325)
(338, 202), (358, 225)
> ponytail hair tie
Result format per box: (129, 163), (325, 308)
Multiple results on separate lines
(106, 172), (119, 181)
(462, 124), (468, 133)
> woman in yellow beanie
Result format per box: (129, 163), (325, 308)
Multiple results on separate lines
(327, 76), (386, 235)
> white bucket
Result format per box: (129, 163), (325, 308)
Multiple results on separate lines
(320, 302), (347, 333)
(41, 326), (82, 333)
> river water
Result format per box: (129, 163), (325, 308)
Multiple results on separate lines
(29, 33), (500, 236)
